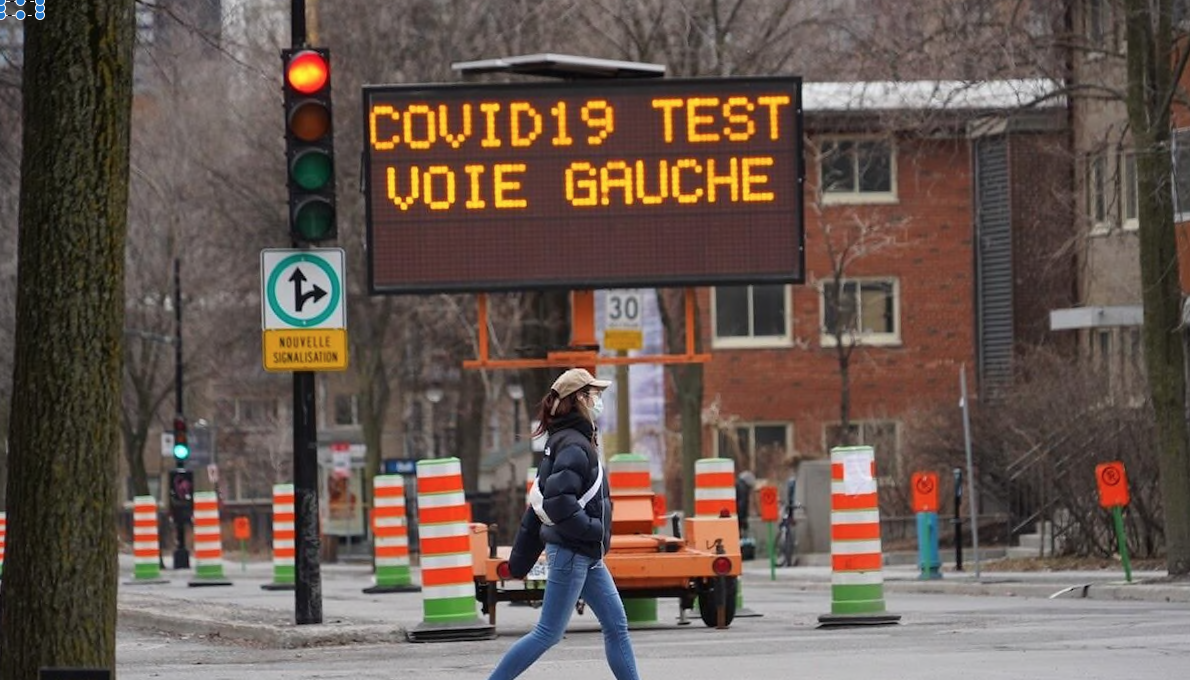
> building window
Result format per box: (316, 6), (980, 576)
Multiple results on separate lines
(715, 423), (792, 476)
(1087, 152), (1109, 234)
(823, 420), (901, 482)
(1086, 0), (1107, 48)
(1173, 129), (1190, 222)
(1121, 152), (1139, 231)
(819, 137), (896, 204)
(820, 278), (900, 347)
(334, 393), (361, 427)
(712, 285), (791, 348)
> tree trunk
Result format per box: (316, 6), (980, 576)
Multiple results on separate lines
(0, 2), (136, 675)
(1124, 0), (1190, 577)
(656, 289), (704, 515)
(456, 369), (486, 494)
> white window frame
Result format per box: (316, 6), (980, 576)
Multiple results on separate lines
(818, 277), (901, 348)
(1087, 152), (1110, 235)
(714, 422), (793, 472)
(818, 136), (898, 205)
(711, 285), (793, 349)
(1173, 129), (1190, 223)
(1121, 151), (1139, 231)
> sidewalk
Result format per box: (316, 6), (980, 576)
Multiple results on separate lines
(117, 553), (1189, 649)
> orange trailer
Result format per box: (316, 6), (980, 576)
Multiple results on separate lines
(470, 490), (742, 629)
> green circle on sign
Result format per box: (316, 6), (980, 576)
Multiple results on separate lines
(267, 253), (341, 328)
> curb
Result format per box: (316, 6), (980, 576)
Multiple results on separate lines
(119, 608), (408, 648)
(757, 577), (1190, 604)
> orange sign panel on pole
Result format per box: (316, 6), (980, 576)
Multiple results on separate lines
(759, 486), (779, 523)
(1096, 461), (1130, 508)
(911, 471), (939, 513)
(233, 516), (251, 541)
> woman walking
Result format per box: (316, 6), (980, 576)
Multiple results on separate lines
(489, 368), (641, 680)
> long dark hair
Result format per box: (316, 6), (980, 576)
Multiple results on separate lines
(531, 386), (590, 438)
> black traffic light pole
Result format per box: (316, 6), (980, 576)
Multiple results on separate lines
(290, 0), (323, 627)
(172, 257), (191, 569)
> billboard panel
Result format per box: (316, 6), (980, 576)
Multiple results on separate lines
(363, 77), (804, 294)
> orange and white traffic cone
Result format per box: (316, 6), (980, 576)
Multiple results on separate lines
(261, 483), (295, 591)
(127, 496), (168, 584)
(406, 457), (494, 642)
(818, 446), (900, 627)
(189, 491), (232, 587)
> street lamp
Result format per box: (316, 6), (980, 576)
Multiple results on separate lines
(424, 386), (444, 458)
(506, 382), (524, 444)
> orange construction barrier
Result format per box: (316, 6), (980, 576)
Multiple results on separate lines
(189, 491), (231, 587)
(694, 457), (736, 517)
(407, 457), (494, 642)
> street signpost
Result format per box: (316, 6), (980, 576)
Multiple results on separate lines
(1095, 461), (1132, 583)
(260, 248), (348, 372)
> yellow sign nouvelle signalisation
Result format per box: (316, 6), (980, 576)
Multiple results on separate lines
(263, 329), (348, 372)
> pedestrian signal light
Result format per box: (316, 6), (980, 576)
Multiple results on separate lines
(282, 47), (336, 243)
(172, 417), (191, 464)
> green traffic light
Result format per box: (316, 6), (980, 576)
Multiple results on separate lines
(290, 149), (332, 191)
(293, 197), (335, 241)
(173, 443), (190, 460)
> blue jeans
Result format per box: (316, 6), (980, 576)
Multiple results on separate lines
(488, 543), (641, 680)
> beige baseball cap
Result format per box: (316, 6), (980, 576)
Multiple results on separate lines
(550, 368), (611, 400)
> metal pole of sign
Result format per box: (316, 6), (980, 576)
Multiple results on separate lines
(960, 364), (981, 579)
(290, 0), (322, 626)
(173, 257), (190, 570)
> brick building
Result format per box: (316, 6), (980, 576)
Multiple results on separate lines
(689, 80), (1073, 497)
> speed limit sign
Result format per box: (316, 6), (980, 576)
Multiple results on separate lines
(605, 289), (644, 351)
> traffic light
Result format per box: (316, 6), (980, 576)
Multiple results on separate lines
(172, 416), (190, 465)
(282, 47), (336, 243)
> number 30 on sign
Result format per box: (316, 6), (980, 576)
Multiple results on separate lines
(604, 289), (644, 351)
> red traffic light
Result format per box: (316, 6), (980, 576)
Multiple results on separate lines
(286, 50), (329, 95)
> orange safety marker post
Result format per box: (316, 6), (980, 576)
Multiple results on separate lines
(818, 446), (900, 627)
(189, 491), (232, 587)
(234, 516), (251, 573)
(407, 457), (495, 642)
(1095, 461), (1133, 583)
(609, 452), (657, 625)
(364, 474), (420, 593)
(126, 497), (168, 585)
(262, 483), (296, 591)
(694, 457), (736, 518)
(911, 471), (942, 580)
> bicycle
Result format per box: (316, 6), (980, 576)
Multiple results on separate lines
(775, 502), (800, 567)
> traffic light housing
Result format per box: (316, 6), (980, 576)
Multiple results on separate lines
(172, 416), (191, 465)
(282, 47), (336, 243)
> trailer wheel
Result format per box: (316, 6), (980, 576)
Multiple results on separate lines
(698, 576), (737, 628)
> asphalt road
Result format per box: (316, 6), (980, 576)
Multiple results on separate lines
(118, 587), (1190, 680)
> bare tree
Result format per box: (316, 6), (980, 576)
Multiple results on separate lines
(1120, 0), (1190, 576)
(814, 203), (910, 447)
(0, 1), (136, 674)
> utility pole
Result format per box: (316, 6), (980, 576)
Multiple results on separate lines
(290, 0), (323, 626)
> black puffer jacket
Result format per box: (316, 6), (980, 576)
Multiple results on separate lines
(508, 413), (612, 576)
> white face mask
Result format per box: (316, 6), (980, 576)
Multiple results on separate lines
(587, 393), (605, 420)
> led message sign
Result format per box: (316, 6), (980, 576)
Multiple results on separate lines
(362, 77), (803, 294)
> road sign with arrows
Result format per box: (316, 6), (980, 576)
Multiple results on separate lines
(260, 248), (348, 371)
